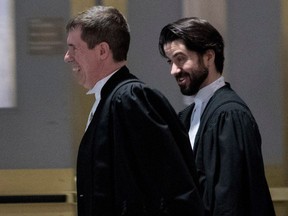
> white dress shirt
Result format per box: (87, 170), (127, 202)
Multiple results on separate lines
(189, 76), (225, 148)
(85, 71), (117, 130)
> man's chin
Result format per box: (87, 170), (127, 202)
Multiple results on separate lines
(180, 86), (199, 96)
(180, 89), (192, 96)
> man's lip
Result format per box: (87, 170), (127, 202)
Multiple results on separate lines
(72, 67), (79, 72)
(71, 64), (80, 72)
(176, 75), (188, 85)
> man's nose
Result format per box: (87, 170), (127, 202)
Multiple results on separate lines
(64, 50), (73, 63)
(170, 63), (181, 76)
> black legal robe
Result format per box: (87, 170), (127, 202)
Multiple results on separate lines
(76, 66), (205, 216)
(179, 84), (275, 216)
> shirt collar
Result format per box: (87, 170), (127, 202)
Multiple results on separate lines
(86, 70), (118, 100)
(192, 76), (225, 103)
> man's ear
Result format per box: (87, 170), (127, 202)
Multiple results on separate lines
(98, 42), (110, 60)
(203, 49), (215, 67)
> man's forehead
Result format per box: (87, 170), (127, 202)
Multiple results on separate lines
(67, 27), (83, 43)
(164, 40), (187, 54)
(68, 27), (82, 37)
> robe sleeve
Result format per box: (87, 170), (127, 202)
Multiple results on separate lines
(111, 83), (204, 215)
(201, 103), (274, 216)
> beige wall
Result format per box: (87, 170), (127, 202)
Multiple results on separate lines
(0, 169), (76, 216)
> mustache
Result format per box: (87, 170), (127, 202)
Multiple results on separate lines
(175, 71), (189, 79)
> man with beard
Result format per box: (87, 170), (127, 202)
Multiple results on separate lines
(158, 17), (275, 216)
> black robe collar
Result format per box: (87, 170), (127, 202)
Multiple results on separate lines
(100, 66), (138, 100)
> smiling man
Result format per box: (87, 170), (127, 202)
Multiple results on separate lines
(64, 6), (205, 216)
(159, 17), (275, 216)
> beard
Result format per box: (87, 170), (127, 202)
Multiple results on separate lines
(177, 66), (209, 96)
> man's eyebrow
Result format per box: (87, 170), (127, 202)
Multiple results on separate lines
(172, 52), (184, 58)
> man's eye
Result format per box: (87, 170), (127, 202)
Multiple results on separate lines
(167, 59), (172, 65)
(177, 57), (184, 63)
(68, 45), (76, 52)
(176, 57), (187, 66)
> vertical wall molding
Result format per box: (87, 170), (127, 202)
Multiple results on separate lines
(70, 0), (95, 16)
(102, 0), (127, 17)
(281, 0), (288, 186)
(182, 0), (227, 39)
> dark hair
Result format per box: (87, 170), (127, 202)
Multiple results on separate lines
(159, 17), (225, 73)
(66, 6), (130, 62)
